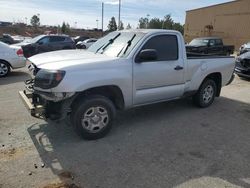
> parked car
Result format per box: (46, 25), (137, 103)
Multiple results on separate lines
(0, 42), (26, 77)
(0, 34), (15, 44)
(76, 38), (97, 49)
(239, 42), (250, 55)
(19, 29), (235, 140)
(186, 37), (235, 56)
(73, 36), (90, 44)
(15, 35), (76, 58)
(235, 51), (250, 79)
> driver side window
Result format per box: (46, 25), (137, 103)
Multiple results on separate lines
(138, 35), (178, 61)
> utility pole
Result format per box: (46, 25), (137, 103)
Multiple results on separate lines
(118, 0), (121, 30)
(146, 14), (150, 29)
(102, 2), (104, 35)
(96, 19), (99, 29)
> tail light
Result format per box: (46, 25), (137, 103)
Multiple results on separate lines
(16, 48), (23, 57)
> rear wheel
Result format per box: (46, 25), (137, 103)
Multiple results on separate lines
(71, 95), (116, 140)
(0, 61), (10, 77)
(81, 45), (86, 49)
(193, 79), (217, 108)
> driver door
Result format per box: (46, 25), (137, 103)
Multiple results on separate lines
(133, 34), (185, 105)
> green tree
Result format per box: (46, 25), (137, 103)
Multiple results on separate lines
(61, 22), (71, 34)
(137, 14), (184, 34)
(162, 14), (174, 29)
(148, 18), (162, 29)
(118, 21), (124, 30)
(126, 23), (132, 30)
(30, 15), (40, 27)
(172, 23), (184, 34)
(138, 17), (149, 29)
(108, 17), (117, 31)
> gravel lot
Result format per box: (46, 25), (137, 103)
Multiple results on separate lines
(0, 67), (250, 188)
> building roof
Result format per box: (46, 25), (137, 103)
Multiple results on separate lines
(186, 0), (237, 12)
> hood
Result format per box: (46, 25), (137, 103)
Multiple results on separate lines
(28, 49), (118, 70)
(239, 51), (250, 59)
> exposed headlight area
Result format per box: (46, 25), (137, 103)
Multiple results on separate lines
(34, 69), (66, 89)
(236, 57), (242, 63)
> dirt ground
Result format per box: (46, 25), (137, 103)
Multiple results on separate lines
(0, 67), (250, 188)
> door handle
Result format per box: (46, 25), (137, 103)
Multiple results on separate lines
(174, 65), (183, 71)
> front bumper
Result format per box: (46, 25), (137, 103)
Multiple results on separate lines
(235, 66), (250, 78)
(19, 90), (45, 118)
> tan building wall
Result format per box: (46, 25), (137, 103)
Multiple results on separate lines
(184, 0), (250, 49)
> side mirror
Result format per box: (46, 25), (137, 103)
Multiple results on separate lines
(137, 49), (157, 63)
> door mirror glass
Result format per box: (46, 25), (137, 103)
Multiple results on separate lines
(137, 49), (157, 62)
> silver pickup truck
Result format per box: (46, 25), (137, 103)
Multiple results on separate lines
(19, 29), (235, 140)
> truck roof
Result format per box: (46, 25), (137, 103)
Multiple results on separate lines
(118, 29), (181, 35)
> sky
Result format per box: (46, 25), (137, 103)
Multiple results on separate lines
(0, 0), (233, 29)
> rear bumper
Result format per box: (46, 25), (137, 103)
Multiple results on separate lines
(11, 57), (26, 69)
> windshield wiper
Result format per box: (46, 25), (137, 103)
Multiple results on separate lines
(117, 34), (136, 57)
(95, 33), (121, 54)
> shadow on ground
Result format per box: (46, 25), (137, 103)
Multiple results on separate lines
(27, 97), (250, 188)
(0, 70), (31, 85)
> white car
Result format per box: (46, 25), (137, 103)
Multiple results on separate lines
(0, 42), (26, 77)
(76, 38), (97, 49)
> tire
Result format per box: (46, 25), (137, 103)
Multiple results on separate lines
(192, 79), (217, 108)
(81, 45), (86, 49)
(0, 61), (10, 77)
(71, 95), (116, 140)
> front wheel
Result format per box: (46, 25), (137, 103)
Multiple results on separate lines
(193, 79), (217, 108)
(71, 95), (116, 140)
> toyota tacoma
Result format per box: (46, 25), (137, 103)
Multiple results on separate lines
(19, 30), (235, 140)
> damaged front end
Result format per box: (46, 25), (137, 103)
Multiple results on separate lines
(19, 63), (76, 120)
(235, 55), (250, 78)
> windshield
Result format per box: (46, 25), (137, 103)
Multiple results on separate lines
(189, 39), (209, 46)
(88, 31), (145, 57)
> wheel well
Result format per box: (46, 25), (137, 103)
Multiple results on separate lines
(204, 72), (222, 96)
(0, 59), (12, 68)
(72, 85), (125, 110)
